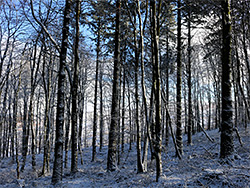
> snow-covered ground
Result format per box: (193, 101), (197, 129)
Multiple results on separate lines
(1, 128), (250, 187)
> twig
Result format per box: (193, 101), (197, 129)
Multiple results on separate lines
(202, 146), (213, 157)
(198, 123), (214, 143)
(234, 127), (244, 147)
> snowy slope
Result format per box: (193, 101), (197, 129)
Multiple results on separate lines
(1, 128), (250, 187)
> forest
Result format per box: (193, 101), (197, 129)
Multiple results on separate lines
(0, 0), (250, 187)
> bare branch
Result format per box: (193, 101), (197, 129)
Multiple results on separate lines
(30, 0), (60, 52)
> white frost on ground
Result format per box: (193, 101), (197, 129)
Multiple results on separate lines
(1, 128), (250, 187)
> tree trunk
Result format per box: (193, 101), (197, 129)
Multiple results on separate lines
(107, 0), (121, 172)
(165, 33), (169, 147)
(41, 49), (53, 175)
(128, 83), (132, 151)
(187, 1), (192, 145)
(133, 11), (144, 173)
(176, 0), (183, 156)
(64, 96), (71, 169)
(52, 0), (72, 184)
(137, 0), (150, 172)
(78, 66), (86, 164)
(13, 62), (23, 179)
(99, 63), (104, 152)
(92, 17), (101, 162)
(151, 0), (162, 182)
(71, 0), (81, 173)
(84, 94), (88, 148)
(121, 66), (126, 153)
(220, 0), (234, 159)
(21, 89), (28, 171)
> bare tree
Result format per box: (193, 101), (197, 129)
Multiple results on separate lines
(176, 0), (183, 156)
(150, 0), (162, 182)
(51, 0), (73, 183)
(71, 0), (81, 173)
(220, 0), (234, 159)
(107, 0), (121, 172)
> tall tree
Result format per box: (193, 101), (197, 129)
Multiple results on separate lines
(92, 16), (101, 163)
(136, 0), (151, 172)
(107, 0), (121, 172)
(220, 0), (234, 158)
(151, 0), (162, 182)
(71, 0), (81, 173)
(176, 0), (183, 156)
(187, 0), (192, 145)
(41, 46), (53, 175)
(133, 9), (144, 173)
(52, 0), (73, 184)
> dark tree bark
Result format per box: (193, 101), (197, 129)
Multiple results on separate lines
(151, 0), (162, 182)
(107, 0), (121, 172)
(187, 0), (192, 145)
(92, 17), (101, 162)
(13, 64), (23, 179)
(220, 0), (234, 158)
(52, 0), (73, 184)
(176, 0), (183, 156)
(136, 0), (151, 172)
(21, 37), (41, 170)
(71, 0), (81, 173)
(84, 93), (88, 148)
(2, 82), (9, 158)
(64, 95), (71, 169)
(21, 87), (28, 171)
(165, 33), (170, 147)
(99, 63), (104, 152)
(128, 81), (133, 151)
(121, 66), (125, 153)
(132, 10), (144, 173)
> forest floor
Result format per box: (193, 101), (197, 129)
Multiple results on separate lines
(0, 127), (250, 188)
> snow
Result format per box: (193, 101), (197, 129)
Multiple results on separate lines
(1, 128), (250, 187)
